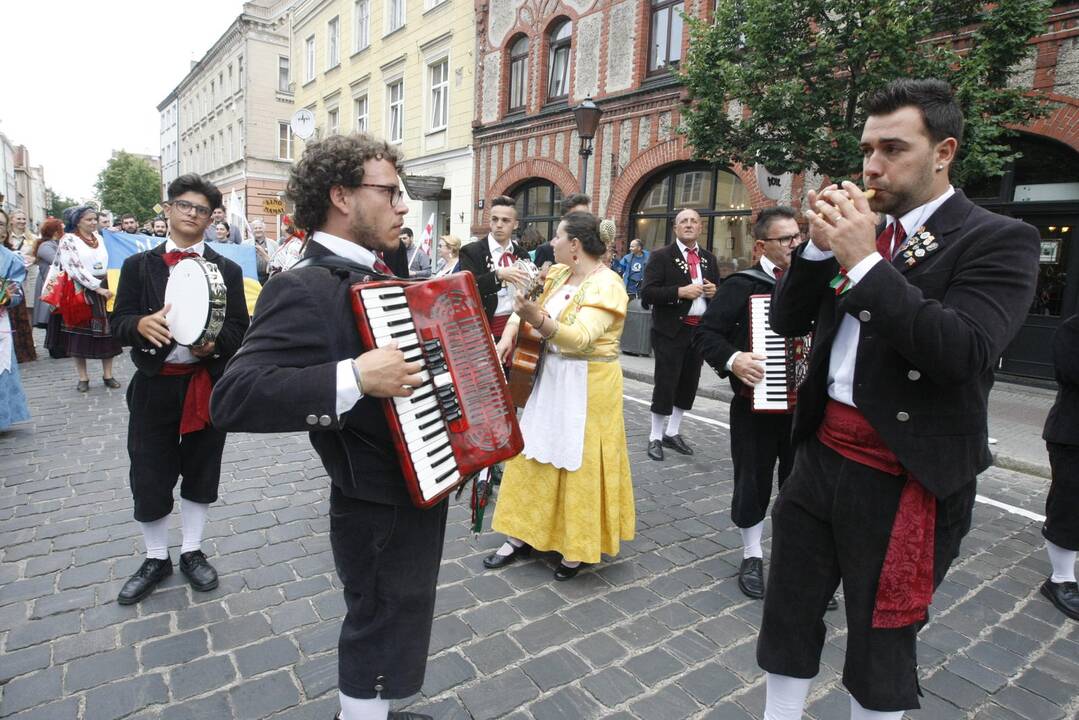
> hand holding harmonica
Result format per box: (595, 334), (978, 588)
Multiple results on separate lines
(805, 181), (879, 269)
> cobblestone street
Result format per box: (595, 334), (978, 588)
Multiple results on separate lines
(1, 349), (1077, 720)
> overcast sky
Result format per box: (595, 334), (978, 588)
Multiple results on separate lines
(3, 1), (247, 201)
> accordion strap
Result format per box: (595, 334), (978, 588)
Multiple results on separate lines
(291, 254), (398, 281)
(729, 268), (776, 286)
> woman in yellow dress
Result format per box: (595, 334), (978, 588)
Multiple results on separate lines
(485, 211), (635, 581)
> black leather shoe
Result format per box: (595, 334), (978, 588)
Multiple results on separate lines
(738, 557), (765, 599)
(647, 439), (664, 461)
(335, 713), (434, 720)
(103, 377), (121, 389)
(117, 557), (172, 605)
(76, 379), (89, 393)
(1041, 578), (1079, 621)
(827, 595), (839, 611)
(483, 543), (532, 569)
(554, 562), (586, 581)
(179, 550), (219, 592)
(662, 433), (694, 455)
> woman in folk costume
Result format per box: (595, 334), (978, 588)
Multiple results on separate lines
(31, 218), (64, 328)
(486, 212), (635, 580)
(0, 241), (32, 431)
(0, 210), (37, 363)
(53, 205), (122, 391)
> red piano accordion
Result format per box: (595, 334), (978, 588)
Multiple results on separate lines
(748, 294), (812, 413)
(350, 272), (524, 508)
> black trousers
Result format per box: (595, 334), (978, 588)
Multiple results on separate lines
(1045, 442), (1079, 550)
(331, 485), (448, 699)
(650, 324), (703, 415)
(126, 372), (226, 522)
(729, 395), (794, 528)
(757, 437), (975, 712)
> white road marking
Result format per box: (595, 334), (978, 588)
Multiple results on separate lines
(623, 392), (1046, 523)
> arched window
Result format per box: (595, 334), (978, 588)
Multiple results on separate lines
(547, 20), (572, 102)
(512, 178), (564, 242)
(508, 35), (529, 113)
(631, 164), (753, 275)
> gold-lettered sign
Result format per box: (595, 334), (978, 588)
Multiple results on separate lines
(262, 198), (285, 215)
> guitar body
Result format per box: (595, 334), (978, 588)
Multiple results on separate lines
(507, 321), (544, 408)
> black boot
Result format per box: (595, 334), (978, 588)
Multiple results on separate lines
(117, 557), (173, 605)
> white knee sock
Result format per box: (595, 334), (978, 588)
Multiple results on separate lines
(764, 673), (812, 720)
(339, 692), (389, 720)
(1046, 540), (1078, 583)
(666, 407), (685, 436)
(741, 521), (765, 559)
(180, 499), (209, 554)
(140, 517), (170, 560)
(849, 693), (904, 720)
(650, 413), (667, 442)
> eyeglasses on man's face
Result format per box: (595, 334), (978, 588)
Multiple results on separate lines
(168, 199), (213, 218)
(360, 183), (403, 206)
(764, 233), (802, 246)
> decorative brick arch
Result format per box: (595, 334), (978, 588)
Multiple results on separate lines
(1020, 94), (1079, 156)
(488, 158), (578, 201)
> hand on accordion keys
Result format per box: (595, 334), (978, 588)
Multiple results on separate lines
(731, 352), (768, 386)
(354, 341), (425, 398)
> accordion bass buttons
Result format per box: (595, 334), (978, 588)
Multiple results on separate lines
(305, 414), (318, 426)
(857, 310), (872, 322)
(896, 411), (910, 422)
(907, 369), (921, 381)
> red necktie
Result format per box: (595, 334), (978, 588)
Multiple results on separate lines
(876, 223), (906, 261)
(163, 250), (198, 267)
(774, 267), (785, 280)
(498, 251), (513, 267)
(373, 258), (393, 275)
(686, 247), (700, 281)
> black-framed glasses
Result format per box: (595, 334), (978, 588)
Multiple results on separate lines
(764, 233), (802, 246)
(360, 183), (403, 206)
(167, 199), (212, 218)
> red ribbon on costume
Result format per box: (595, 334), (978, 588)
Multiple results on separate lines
(159, 363), (213, 435)
(163, 250), (199, 267)
(816, 399), (936, 629)
(682, 315), (701, 326)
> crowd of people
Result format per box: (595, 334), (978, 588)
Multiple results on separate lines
(1, 78), (1076, 720)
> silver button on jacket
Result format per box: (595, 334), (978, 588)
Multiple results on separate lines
(896, 411), (910, 422)
(907, 370), (921, 381)
(858, 310), (872, 322)
(305, 414), (318, 426)
(318, 415), (333, 427)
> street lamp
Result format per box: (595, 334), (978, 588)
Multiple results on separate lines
(573, 98), (603, 194)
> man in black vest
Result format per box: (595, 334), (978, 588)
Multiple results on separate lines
(1041, 312), (1079, 621)
(639, 208), (719, 461)
(211, 134), (434, 720)
(693, 206), (808, 600)
(757, 79), (1039, 718)
(110, 173), (250, 605)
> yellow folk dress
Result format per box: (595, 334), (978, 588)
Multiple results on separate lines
(491, 265), (636, 564)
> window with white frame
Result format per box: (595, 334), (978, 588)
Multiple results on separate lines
(428, 59), (449, 131)
(386, 0), (405, 33)
(305, 36), (316, 82)
(227, 126), (234, 161)
(547, 20), (572, 101)
(354, 0), (370, 51)
(327, 17), (340, 68)
(327, 108), (340, 136)
(279, 56), (290, 92)
(279, 122), (292, 159)
(211, 135), (217, 168)
(387, 80), (404, 142)
(228, 64), (234, 93)
(508, 35), (529, 112)
(237, 120), (243, 158)
(354, 95), (368, 131)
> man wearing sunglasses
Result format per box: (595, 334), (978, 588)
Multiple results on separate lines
(211, 133), (435, 720)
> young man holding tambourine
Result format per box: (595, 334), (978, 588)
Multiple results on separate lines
(110, 173), (250, 605)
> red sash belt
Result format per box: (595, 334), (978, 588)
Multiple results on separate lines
(817, 400), (936, 629)
(682, 315), (701, 326)
(160, 363), (213, 435)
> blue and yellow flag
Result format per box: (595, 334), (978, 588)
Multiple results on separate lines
(101, 230), (262, 314)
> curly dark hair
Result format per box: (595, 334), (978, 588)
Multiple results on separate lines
(287, 133), (404, 233)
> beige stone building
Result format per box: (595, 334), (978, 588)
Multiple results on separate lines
(288, 0), (475, 244)
(159, 0), (294, 239)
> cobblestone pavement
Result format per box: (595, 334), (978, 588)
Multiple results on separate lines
(2, 349), (1078, 720)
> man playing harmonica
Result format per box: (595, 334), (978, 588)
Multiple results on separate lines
(211, 134), (435, 720)
(756, 79), (1039, 719)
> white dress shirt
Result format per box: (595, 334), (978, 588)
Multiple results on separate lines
(675, 239), (707, 317)
(725, 255), (783, 372)
(488, 233), (515, 317)
(164, 238), (205, 365)
(309, 230), (383, 417)
(802, 186), (956, 406)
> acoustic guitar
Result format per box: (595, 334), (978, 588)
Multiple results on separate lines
(506, 260), (547, 408)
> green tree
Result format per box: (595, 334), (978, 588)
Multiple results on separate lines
(45, 187), (79, 219)
(94, 151), (162, 221)
(681, 0), (1051, 187)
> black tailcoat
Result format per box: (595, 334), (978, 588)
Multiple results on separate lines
(770, 189), (1039, 500)
(1044, 314), (1079, 446)
(639, 242), (721, 337)
(457, 237), (526, 321)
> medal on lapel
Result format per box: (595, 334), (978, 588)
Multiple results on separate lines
(899, 226), (939, 268)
